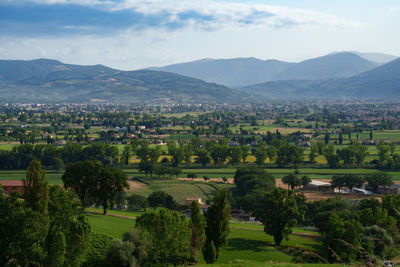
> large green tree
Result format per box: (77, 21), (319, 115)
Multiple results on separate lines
(24, 158), (49, 216)
(255, 188), (301, 246)
(203, 187), (231, 263)
(0, 193), (45, 266)
(44, 186), (91, 267)
(62, 160), (101, 208)
(189, 201), (206, 262)
(136, 208), (191, 266)
(96, 165), (129, 214)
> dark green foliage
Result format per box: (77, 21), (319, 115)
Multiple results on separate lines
(255, 189), (301, 246)
(107, 229), (148, 267)
(189, 201), (206, 262)
(254, 142), (268, 165)
(204, 187), (231, 262)
(322, 212), (363, 262)
(234, 167), (276, 196)
(82, 143), (119, 165)
(127, 194), (148, 210)
(187, 173), (197, 180)
(275, 143), (304, 167)
(323, 145), (340, 168)
(337, 141), (369, 166)
(0, 193), (46, 266)
(45, 186), (91, 267)
(228, 146), (242, 165)
(306, 197), (350, 233)
(62, 160), (101, 208)
(331, 175), (346, 193)
(362, 225), (394, 259)
(96, 165), (129, 214)
(210, 143), (229, 165)
(282, 171), (301, 190)
(365, 172), (393, 193)
(138, 161), (155, 177)
(301, 175), (311, 188)
(136, 208), (191, 266)
(356, 199), (397, 236)
(82, 232), (113, 267)
(147, 190), (178, 210)
(343, 174), (365, 194)
(24, 158), (49, 216)
(382, 194), (400, 228)
(63, 160), (129, 214)
(202, 239), (216, 264)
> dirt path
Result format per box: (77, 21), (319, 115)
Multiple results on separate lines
(86, 210), (136, 220)
(179, 177), (234, 184)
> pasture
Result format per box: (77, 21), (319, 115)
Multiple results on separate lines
(86, 212), (325, 265)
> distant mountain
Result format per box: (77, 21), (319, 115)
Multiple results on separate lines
(0, 59), (255, 104)
(242, 58), (400, 99)
(150, 57), (294, 87)
(275, 52), (378, 81)
(353, 52), (398, 64)
(150, 52), (380, 87)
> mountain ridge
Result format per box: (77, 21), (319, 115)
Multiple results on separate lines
(0, 59), (255, 104)
(149, 52), (392, 87)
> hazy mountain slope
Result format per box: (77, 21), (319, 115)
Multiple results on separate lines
(0, 59), (255, 104)
(150, 58), (294, 87)
(150, 52), (380, 87)
(353, 52), (398, 64)
(275, 52), (378, 81)
(242, 58), (400, 99)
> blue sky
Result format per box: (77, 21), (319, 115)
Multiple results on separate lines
(0, 0), (399, 69)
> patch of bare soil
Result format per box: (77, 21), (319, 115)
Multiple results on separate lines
(179, 177), (234, 184)
(127, 177), (149, 192)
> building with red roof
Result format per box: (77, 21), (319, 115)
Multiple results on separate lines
(0, 180), (24, 195)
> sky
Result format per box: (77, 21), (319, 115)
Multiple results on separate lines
(0, 0), (399, 70)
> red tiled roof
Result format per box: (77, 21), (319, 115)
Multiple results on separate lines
(0, 180), (24, 187)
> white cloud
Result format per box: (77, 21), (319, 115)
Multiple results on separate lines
(15, 0), (363, 31)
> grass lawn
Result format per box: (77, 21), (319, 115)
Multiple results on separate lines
(87, 212), (325, 265)
(0, 143), (18, 151)
(0, 170), (63, 184)
(86, 207), (144, 218)
(137, 178), (231, 203)
(86, 212), (135, 238)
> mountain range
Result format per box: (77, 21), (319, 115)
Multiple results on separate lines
(0, 51), (399, 104)
(0, 59), (249, 104)
(150, 52), (396, 87)
(242, 57), (400, 99)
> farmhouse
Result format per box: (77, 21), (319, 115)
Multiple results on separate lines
(0, 180), (24, 195)
(184, 197), (210, 216)
(303, 180), (334, 192)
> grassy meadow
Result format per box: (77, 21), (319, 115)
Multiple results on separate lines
(86, 211), (326, 266)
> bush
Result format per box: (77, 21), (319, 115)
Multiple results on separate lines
(127, 194), (148, 210)
(82, 232), (113, 267)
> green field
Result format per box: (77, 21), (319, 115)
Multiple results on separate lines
(134, 178), (232, 203)
(1, 166), (400, 189)
(0, 143), (18, 151)
(86, 208), (144, 218)
(86, 213), (135, 237)
(87, 212), (324, 265)
(0, 170), (63, 184)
